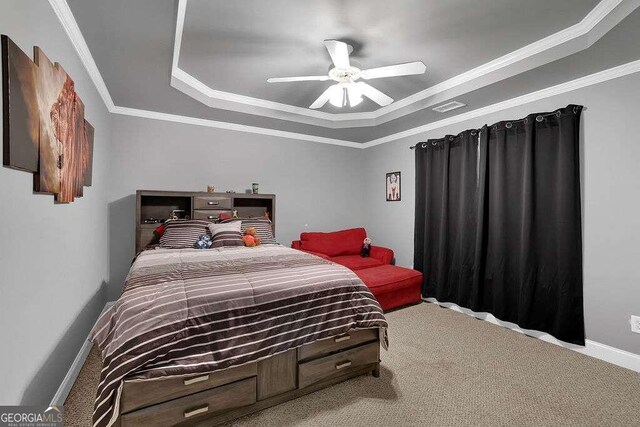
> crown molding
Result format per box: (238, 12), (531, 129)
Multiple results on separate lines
(361, 59), (640, 148)
(170, 0), (638, 128)
(48, 0), (115, 110)
(50, 0), (640, 149)
(117, 59), (640, 150)
(110, 106), (363, 148)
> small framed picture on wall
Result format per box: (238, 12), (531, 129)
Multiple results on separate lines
(386, 171), (401, 201)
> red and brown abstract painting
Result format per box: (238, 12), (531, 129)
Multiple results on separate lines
(2, 35), (94, 204)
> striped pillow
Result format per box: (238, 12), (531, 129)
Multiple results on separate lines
(221, 217), (276, 244)
(207, 222), (243, 248)
(159, 220), (211, 249)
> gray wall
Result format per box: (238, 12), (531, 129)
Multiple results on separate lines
(0, 0), (112, 405)
(106, 115), (365, 298)
(363, 72), (640, 355)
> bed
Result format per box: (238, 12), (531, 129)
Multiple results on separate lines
(89, 244), (388, 427)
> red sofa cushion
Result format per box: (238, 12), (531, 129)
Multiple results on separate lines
(331, 255), (383, 271)
(300, 228), (366, 257)
(355, 265), (423, 311)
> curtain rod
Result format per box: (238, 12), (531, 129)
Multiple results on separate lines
(409, 106), (583, 149)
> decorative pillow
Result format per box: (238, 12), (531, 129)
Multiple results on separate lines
(221, 217), (276, 244)
(154, 223), (167, 236)
(207, 222), (244, 248)
(159, 220), (210, 249)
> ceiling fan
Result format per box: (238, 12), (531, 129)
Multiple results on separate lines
(266, 40), (426, 109)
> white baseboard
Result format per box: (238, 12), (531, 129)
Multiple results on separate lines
(423, 297), (640, 373)
(50, 301), (115, 406)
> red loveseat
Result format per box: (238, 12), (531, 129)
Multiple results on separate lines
(291, 227), (394, 270)
(292, 228), (423, 311)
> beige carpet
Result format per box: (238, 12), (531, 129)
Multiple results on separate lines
(65, 303), (640, 426)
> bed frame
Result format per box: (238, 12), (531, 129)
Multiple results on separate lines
(114, 328), (381, 426)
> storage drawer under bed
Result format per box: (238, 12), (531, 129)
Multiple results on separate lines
(298, 341), (379, 389)
(120, 362), (257, 413)
(120, 377), (256, 427)
(297, 328), (378, 361)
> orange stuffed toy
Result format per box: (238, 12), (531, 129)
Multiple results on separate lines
(242, 227), (261, 247)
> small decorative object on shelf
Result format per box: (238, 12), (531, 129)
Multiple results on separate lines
(207, 185), (215, 193)
(264, 211), (270, 219)
(252, 183), (259, 194)
(170, 209), (186, 220)
(232, 209), (239, 218)
(226, 190), (236, 193)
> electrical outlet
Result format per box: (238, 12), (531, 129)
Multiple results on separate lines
(631, 315), (640, 334)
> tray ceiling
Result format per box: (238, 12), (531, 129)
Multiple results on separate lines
(62, 0), (640, 144)
(178, 0), (597, 112)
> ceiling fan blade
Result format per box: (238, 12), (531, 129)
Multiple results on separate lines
(267, 75), (330, 83)
(309, 85), (339, 109)
(356, 82), (394, 106)
(360, 61), (426, 80)
(324, 40), (350, 69)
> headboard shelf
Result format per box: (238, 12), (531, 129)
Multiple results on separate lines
(135, 190), (276, 252)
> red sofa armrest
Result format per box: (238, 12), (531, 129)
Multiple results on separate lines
(370, 246), (394, 265)
(291, 240), (302, 249)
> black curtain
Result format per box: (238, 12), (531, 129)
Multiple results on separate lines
(414, 130), (484, 307)
(414, 105), (584, 345)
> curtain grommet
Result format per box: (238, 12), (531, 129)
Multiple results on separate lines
(536, 115), (544, 122)
(573, 106), (579, 114)
(449, 136), (454, 141)
(524, 118), (529, 124)
(421, 143), (427, 148)
(471, 131), (476, 136)
(505, 122), (513, 129)
(431, 141), (437, 146)
(555, 111), (562, 118)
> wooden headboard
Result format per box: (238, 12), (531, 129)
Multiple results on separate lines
(135, 190), (276, 252)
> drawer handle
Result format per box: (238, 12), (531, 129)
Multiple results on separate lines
(335, 361), (352, 370)
(334, 335), (351, 343)
(183, 375), (209, 386)
(184, 404), (209, 418)
(207, 201), (219, 205)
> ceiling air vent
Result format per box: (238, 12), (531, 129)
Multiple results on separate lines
(433, 101), (466, 113)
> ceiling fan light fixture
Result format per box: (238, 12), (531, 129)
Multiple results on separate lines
(347, 83), (363, 107)
(268, 40), (426, 110)
(329, 85), (346, 108)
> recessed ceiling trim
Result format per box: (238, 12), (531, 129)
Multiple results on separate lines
(50, 0), (640, 149)
(170, 0), (638, 129)
(169, 0), (368, 126)
(119, 59), (640, 149)
(361, 58), (640, 148)
(111, 106), (364, 148)
(48, 0), (115, 110)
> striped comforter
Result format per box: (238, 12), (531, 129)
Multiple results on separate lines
(89, 245), (388, 427)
